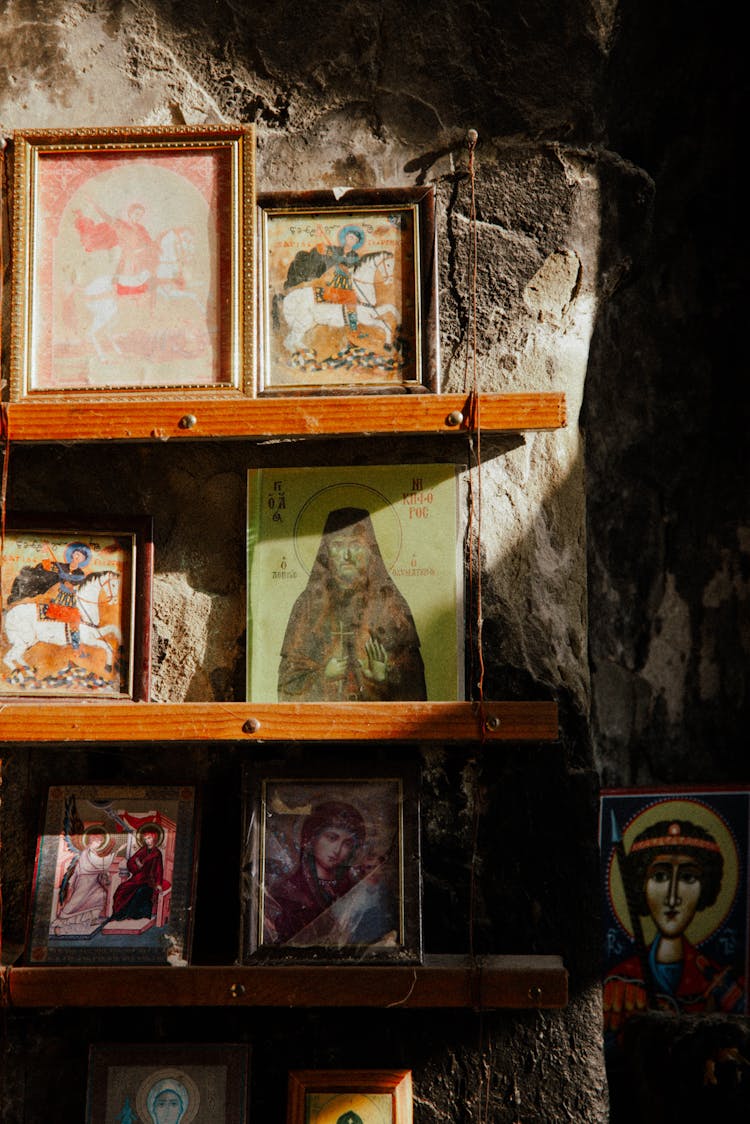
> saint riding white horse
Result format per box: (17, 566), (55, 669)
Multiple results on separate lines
(81, 227), (200, 362)
(2, 571), (122, 673)
(278, 250), (399, 354)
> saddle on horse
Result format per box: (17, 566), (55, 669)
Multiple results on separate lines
(39, 601), (79, 626)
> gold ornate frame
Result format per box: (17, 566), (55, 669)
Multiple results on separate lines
(9, 125), (254, 400)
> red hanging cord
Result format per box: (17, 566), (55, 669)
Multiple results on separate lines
(1, 139), (10, 570)
(0, 137), (6, 972)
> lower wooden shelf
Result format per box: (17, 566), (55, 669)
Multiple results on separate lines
(2, 955), (567, 1010)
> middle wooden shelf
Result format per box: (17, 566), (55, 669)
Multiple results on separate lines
(0, 700), (559, 743)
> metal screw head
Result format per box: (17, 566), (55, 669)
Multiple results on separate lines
(178, 414), (198, 429)
(528, 985), (543, 1002)
(446, 410), (464, 427)
(229, 982), (246, 999)
(485, 714), (501, 731)
(242, 718), (261, 734)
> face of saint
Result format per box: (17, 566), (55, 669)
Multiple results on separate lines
(645, 851), (703, 939)
(343, 231), (359, 251)
(328, 525), (370, 588)
(313, 824), (357, 878)
(152, 1090), (183, 1124)
(142, 830), (159, 850)
(87, 832), (106, 853)
(70, 549), (87, 570)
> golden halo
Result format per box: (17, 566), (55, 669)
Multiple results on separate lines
(136, 822), (165, 848)
(80, 824), (114, 856)
(136, 1068), (200, 1124)
(308, 1092), (391, 1124)
(607, 797), (739, 947)
(292, 483), (403, 574)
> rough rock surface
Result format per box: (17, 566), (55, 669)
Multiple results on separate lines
(0, 1), (742, 1121)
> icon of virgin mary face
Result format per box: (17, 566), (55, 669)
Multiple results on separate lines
(147, 1079), (188, 1124)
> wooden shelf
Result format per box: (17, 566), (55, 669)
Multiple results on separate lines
(1, 955), (567, 1010)
(0, 700), (558, 743)
(2, 392), (566, 442)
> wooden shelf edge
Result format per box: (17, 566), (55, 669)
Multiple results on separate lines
(0, 700), (559, 743)
(3, 392), (566, 442)
(2, 955), (567, 1010)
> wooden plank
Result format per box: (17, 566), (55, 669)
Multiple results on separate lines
(479, 955), (568, 1009)
(4, 393), (566, 442)
(0, 700), (558, 743)
(5, 956), (567, 1010)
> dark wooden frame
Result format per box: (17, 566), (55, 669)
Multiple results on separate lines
(85, 1042), (250, 1123)
(0, 513), (153, 701)
(256, 186), (438, 396)
(241, 756), (422, 965)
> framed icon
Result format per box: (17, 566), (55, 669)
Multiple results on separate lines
(247, 463), (465, 702)
(242, 760), (422, 964)
(257, 187), (437, 395)
(28, 784), (199, 965)
(85, 1043), (250, 1123)
(600, 785), (749, 1052)
(9, 124), (254, 398)
(0, 515), (153, 699)
(287, 1070), (413, 1124)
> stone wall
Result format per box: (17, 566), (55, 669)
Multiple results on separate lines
(0, 1), (742, 1121)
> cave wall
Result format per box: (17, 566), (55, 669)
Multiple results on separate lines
(0, 1), (742, 1121)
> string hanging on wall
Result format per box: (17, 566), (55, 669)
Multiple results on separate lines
(462, 127), (486, 714)
(461, 130), (489, 1005)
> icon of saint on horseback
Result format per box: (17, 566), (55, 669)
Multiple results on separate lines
(8, 540), (94, 652)
(70, 193), (204, 367)
(284, 223), (367, 336)
(271, 220), (402, 369)
(1, 535), (125, 693)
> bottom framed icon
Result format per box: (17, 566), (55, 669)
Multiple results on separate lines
(85, 1043), (251, 1123)
(287, 1070), (413, 1124)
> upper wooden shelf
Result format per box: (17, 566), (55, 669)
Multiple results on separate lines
(0, 700), (558, 744)
(2, 392), (566, 443)
(1, 955), (567, 1010)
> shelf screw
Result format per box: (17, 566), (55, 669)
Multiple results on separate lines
(242, 718), (261, 734)
(446, 410), (464, 427)
(178, 414), (198, 429)
(528, 985), (543, 1002)
(485, 714), (501, 731)
(229, 982), (246, 999)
